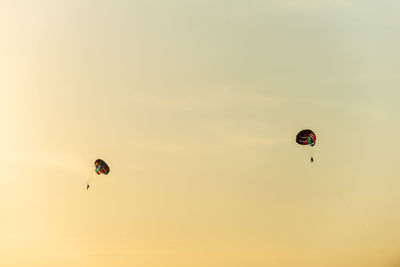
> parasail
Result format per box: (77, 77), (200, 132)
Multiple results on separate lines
(296, 129), (316, 163)
(296, 129), (316, 146)
(87, 159), (110, 189)
(94, 159), (110, 175)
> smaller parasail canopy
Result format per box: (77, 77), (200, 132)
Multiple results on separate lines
(94, 159), (110, 175)
(296, 129), (316, 146)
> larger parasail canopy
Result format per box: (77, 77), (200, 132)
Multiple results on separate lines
(296, 129), (316, 146)
(94, 159), (110, 175)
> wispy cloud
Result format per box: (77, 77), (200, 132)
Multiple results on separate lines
(1, 152), (87, 177)
(124, 88), (285, 112)
(226, 134), (279, 148)
(282, 0), (353, 11)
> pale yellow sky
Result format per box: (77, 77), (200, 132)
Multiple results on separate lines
(1, 1), (400, 266)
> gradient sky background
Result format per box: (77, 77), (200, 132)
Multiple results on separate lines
(2, 1), (400, 266)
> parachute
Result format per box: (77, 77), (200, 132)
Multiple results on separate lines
(296, 129), (316, 146)
(87, 159), (110, 189)
(296, 129), (316, 162)
(94, 159), (110, 175)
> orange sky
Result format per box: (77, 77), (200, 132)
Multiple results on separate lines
(1, 1), (400, 266)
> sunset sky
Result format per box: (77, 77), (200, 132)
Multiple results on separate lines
(2, 1), (400, 266)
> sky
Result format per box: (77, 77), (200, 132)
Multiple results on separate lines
(1, 0), (400, 266)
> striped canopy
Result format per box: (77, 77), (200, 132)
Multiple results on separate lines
(296, 129), (316, 146)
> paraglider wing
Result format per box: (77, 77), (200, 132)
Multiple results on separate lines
(296, 129), (316, 146)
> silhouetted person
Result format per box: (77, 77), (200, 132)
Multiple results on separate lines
(311, 157), (314, 163)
